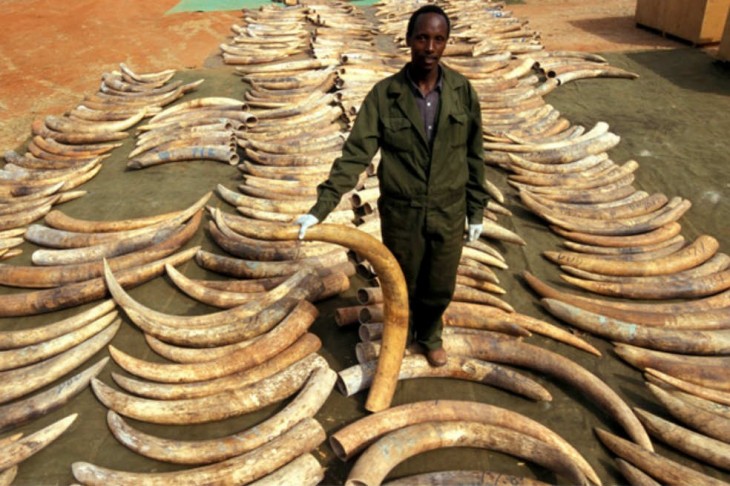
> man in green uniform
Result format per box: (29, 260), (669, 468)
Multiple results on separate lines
(296, 5), (489, 367)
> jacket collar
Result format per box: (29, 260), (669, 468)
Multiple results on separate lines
(388, 63), (464, 149)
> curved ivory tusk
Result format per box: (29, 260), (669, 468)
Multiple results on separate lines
(0, 312), (118, 370)
(551, 221), (682, 247)
(647, 383), (730, 443)
(105, 295), (318, 381)
(148, 97), (247, 124)
(73, 417), (325, 486)
(119, 63), (176, 84)
(409, 332), (651, 449)
(26, 193), (209, 247)
(506, 152), (609, 174)
(44, 108), (146, 134)
(634, 407), (730, 471)
(0, 466), (18, 485)
(105, 262), (320, 348)
(531, 176), (637, 204)
(30, 224), (178, 266)
(536, 197), (691, 236)
(0, 414), (77, 470)
(562, 234), (686, 256)
(460, 246), (509, 269)
(0, 358), (107, 433)
(247, 453), (324, 486)
(481, 219), (527, 245)
(0, 210), (202, 288)
(0, 157), (100, 182)
(337, 354), (552, 402)
(646, 368), (730, 405)
(523, 270), (730, 314)
(209, 217), (338, 260)
(594, 428), (727, 486)
(383, 470), (552, 485)
(117, 333), (321, 397)
(195, 247), (349, 280)
(331, 399), (599, 485)
(555, 67), (639, 85)
(107, 365), (335, 464)
(615, 343), (730, 387)
(92, 354), (327, 424)
(614, 458), (662, 486)
(544, 235), (719, 276)
(483, 132), (620, 166)
(31, 119), (128, 144)
(346, 421), (589, 486)
(0, 201), (54, 231)
(127, 146), (239, 169)
(560, 251), (729, 281)
(43, 191), (211, 233)
(452, 284), (514, 312)
(197, 218), (408, 412)
(524, 190), (669, 220)
(445, 301), (600, 355)
(0, 321), (119, 405)
(511, 160), (639, 193)
(560, 269), (730, 300)
(510, 157), (617, 184)
(543, 298), (730, 354)
(31, 135), (120, 157)
(485, 121), (609, 153)
(0, 246), (198, 317)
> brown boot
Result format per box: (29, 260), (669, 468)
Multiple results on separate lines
(425, 346), (447, 367)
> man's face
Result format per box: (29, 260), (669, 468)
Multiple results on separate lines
(406, 12), (448, 73)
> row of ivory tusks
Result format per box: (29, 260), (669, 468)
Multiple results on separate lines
(2, 0), (727, 485)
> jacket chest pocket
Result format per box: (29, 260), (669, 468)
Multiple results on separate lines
(382, 116), (413, 152)
(447, 113), (468, 147)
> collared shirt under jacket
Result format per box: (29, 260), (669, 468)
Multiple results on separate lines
(309, 63), (489, 225)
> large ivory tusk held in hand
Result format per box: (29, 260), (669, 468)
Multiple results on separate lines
(210, 219), (407, 412)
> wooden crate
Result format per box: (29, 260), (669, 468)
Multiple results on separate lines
(635, 0), (730, 44)
(719, 8), (730, 59)
(635, 0), (664, 30)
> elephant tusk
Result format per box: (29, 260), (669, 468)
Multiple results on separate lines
(0, 359), (107, 433)
(106, 364), (334, 464)
(0, 414), (77, 470)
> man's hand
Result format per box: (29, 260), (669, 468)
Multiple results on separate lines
(294, 214), (319, 240)
(467, 223), (483, 242)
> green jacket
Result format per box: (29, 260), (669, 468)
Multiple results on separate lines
(309, 63), (489, 226)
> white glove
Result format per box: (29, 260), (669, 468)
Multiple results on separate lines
(467, 223), (483, 242)
(294, 214), (319, 240)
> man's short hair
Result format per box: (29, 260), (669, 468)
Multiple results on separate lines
(406, 5), (451, 39)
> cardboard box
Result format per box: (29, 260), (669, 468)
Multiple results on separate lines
(635, 0), (730, 44)
(718, 8), (730, 59)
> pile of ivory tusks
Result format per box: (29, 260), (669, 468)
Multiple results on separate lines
(0, 64), (203, 262)
(70, 260), (336, 485)
(0, 194), (221, 474)
(126, 97), (255, 169)
(221, 5), (311, 65)
(183, 1), (666, 485)
(425, 0), (730, 482)
(0, 63), (213, 484)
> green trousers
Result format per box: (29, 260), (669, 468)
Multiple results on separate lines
(379, 194), (465, 350)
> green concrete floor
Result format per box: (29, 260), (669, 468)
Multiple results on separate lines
(2, 50), (729, 486)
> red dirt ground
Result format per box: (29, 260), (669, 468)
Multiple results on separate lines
(0, 0), (695, 151)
